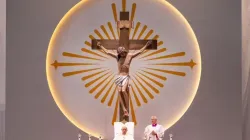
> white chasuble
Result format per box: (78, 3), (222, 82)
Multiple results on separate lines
(144, 124), (164, 140)
(113, 134), (134, 140)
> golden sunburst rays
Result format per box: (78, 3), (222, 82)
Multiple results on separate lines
(129, 94), (137, 125)
(91, 23), (119, 41)
(83, 70), (111, 87)
(101, 82), (115, 104)
(129, 3), (136, 36)
(148, 59), (197, 69)
(51, 48), (108, 78)
(144, 68), (186, 77)
(63, 68), (103, 77)
(132, 22), (141, 39)
(51, 0), (198, 125)
(144, 52), (186, 61)
(51, 60), (98, 70)
(108, 86), (117, 107)
(112, 93), (119, 125)
(112, 3), (120, 37)
(130, 79), (148, 103)
(108, 22), (117, 40)
(138, 51), (197, 79)
(122, 0), (126, 12)
(62, 52), (105, 61)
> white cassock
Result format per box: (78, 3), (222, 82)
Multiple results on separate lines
(113, 134), (134, 140)
(144, 124), (165, 140)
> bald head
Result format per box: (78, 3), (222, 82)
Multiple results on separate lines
(151, 116), (157, 125)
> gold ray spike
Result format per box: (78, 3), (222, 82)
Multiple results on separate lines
(112, 3), (118, 22)
(81, 48), (108, 59)
(130, 3), (136, 20)
(133, 76), (154, 99)
(108, 87), (117, 106)
(135, 74), (159, 94)
(153, 35), (159, 40)
(101, 82), (115, 103)
(129, 3), (136, 36)
(146, 52), (185, 61)
(149, 59), (197, 69)
(51, 60), (97, 70)
(145, 68), (186, 76)
(89, 35), (95, 40)
(130, 85), (141, 106)
(111, 3), (119, 37)
(129, 95), (137, 125)
(138, 71), (165, 87)
(131, 79), (148, 103)
(112, 95), (119, 125)
(132, 22), (141, 39)
(62, 52), (104, 61)
(158, 41), (163, 46)
(94, 29), (104, 39)
(137, 25), (147, 39)
(144, 30), (153, 40)
(84, 71), (111, 87)
(85, 41), (91, 47)
(63, 68), (102, 77)
(140, 48), (167, 59)
(108, 22), (117, 40)
(82, 69), (108, 81)
(89, 73), (113, 94)
(95, 75), (115, 98)
(122, 0), (126, 12)
(141, 70), (167, 81)
(101, 25), (111, 40)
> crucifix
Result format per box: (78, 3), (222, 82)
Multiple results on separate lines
(91, 11), (157, 122)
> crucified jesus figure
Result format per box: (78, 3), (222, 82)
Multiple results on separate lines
(97, 41), (152, 117)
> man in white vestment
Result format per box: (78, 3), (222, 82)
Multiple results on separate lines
(144, 116), (165, 140)
(114, 126), (134, 140)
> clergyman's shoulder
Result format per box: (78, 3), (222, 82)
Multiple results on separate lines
(158, 124), (164, 128)
(145, 124), (151, 128)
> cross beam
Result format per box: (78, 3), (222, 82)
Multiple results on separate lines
(92, 39), (157, 50)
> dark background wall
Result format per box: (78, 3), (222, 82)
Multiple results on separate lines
(6, 0), (241, 140)
(0, 0), (6, 139)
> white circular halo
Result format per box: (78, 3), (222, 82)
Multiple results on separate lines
(46, 0), (201, 139)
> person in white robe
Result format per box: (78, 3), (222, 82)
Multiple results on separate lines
(114, 126), (134, 140)
(144, 116), (165, 140)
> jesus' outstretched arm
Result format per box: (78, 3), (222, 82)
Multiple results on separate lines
(131, 41), (152, 58)
(97, 42), (117, 58)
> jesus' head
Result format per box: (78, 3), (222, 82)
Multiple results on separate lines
(117, 46), (128, 57)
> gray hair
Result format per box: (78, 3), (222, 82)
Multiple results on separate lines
(121, 126), (127, 130)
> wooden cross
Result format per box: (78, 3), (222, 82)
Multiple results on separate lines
(91, 11), (158, 122)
